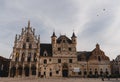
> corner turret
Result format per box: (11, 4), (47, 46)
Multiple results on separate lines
(71, 32), (77, 45)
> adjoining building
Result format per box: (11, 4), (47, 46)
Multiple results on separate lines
(111, 55), (120, 76)
(0, 56), (10, 77)
(9, 21), (111, 78)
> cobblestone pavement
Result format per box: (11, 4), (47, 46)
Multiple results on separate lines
(0, 78), (119, 82)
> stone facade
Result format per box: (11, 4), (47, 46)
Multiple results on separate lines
(9, 21), (111, 78)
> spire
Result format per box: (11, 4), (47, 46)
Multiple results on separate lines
(28, 20), (30, 28)
(15, 34), (17, 43)
(21, 28), (24, 34)
(71, 32), (76, 38)
(51, 31), (56, 37)
(33, 28), (35, 35)
(38, 35), (40, 41)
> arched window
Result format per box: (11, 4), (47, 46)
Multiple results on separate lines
(44, 59), (47, 64)
(26, 37), (29, 42)
(31, 65), (36, 75)
(23, 43), (26, 49)
(15, 52), (19, 62)
(18, 66), (22, 75)
(34, 53), (37, 62)
(27, 52), (31, 62)
(21, 52), (25, 62)
(98, 56), (101, 61)
(29, 44), (32, 49)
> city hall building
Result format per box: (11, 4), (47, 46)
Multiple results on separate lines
(9, 21), (111, 78)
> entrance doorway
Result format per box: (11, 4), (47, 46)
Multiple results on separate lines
(62, 63), (68, 77)
(24, 66), (29, 77)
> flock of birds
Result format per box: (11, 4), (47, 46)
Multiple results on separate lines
(97, 8), (106, 16)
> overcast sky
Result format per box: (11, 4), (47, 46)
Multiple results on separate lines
(0, 0), (120, 60)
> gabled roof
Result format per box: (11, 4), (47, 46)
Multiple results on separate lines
(57, 35), (72, 44)
(77, 51), (92, 61)
(40, 44), (52, 57)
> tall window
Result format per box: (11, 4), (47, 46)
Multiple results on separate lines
(44, 59), (47, 64)
(34, 53), (37, 62)
(26, 37), (29, 42)
(98, 56), (101, 61)
(69, 59), (72, 63)
(69, 48), (72, 51)
(21, 53), (25, 61)
(58, 48), (61, 51)
(23, 43), (26, 49)
(29, 44), (32, 49)
(27, 53), (31, 62)
(58, 59), (61, 63)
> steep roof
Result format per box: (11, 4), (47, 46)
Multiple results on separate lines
(40, 44), (52, 57)
(77, 51), (92, 61)
(57, 35), (72, 44)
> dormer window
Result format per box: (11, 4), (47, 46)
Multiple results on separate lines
(43, 50), (48, 56)
(63, 40), (65, 43)
(98, 56), (101, 61)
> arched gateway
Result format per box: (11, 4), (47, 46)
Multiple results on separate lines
(62, 63), (68, 77)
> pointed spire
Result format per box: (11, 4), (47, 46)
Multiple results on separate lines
(38, 35), (40, 43)
(51, 31), (56, 37)
(71, 32), (76, 38)
(38, 35), (40, 40)
(33, 28), (35, 35)
(21, 28), (24, 34)
(15, 34), (17, 43)
(28, 20), (30, 28)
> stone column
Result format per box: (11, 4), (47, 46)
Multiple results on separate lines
(36, 63), (38, 78)
(22, 64), (25, 78)
(15, 66), (18, 77)
(8, 62), (11, 77)
(29, 63), (32, 77)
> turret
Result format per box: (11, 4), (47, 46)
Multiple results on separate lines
(71, 32), (77, 44)
(51, 32), (57, 45)
(14, 34), (18, 47)
(33, 28), (35, 35)
(96, 43), (100, 50)
(28, 20), (30, 29)
(21, 28), (24, 34)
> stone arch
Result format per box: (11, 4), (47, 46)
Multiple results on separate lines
(10, 66), (16, 77)
(31, 65), (36, 75)
(62, 63), (68, 77)
(33, 53), (37, 62)
(89, 71), (93, 75)
(18, 65), (22, 76)
(44, 59), (47, 64)
(100, 69), (103, 76)
(94, 69), (98, 76)
(21, 52), (25, 62)
(24, 65), (29, 77)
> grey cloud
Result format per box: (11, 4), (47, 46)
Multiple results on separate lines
(0, 0), (120, 60)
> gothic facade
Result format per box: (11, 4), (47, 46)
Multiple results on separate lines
(9, 21), (111, 78)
